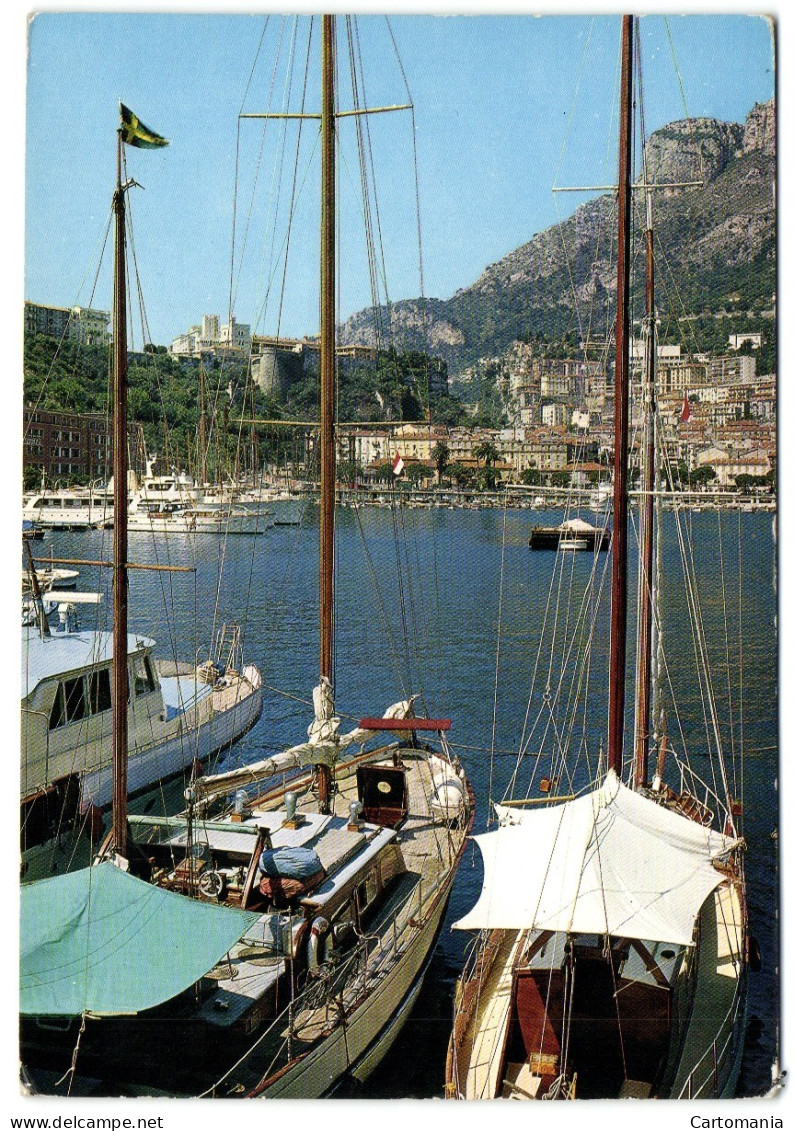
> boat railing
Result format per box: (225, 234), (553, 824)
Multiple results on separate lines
(675, 973), (746, 1099)
(668, 752), (733, 828)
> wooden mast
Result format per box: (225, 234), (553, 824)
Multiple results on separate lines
(607, 14), (634, 779)
(111, 129), (130, 857)
(317, 13), (336, 812)
(634, 192), (656, 789)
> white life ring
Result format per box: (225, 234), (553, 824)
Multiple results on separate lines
(306, 916), (331, 973)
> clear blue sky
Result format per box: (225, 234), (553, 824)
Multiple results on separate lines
(24, 10), (775, 347)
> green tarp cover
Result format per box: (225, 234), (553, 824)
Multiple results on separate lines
(20, 863), (260, 1017)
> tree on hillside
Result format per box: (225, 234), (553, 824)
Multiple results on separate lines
(448, 461), (474, 488)
(689, 465), (717, 488)
(474, 440), (499, 468)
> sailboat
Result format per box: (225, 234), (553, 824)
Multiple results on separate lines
(446, 17), (748, 1101)
(21, 19), (472, 1098)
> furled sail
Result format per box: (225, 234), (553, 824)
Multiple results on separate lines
(192, 687), (415, 803)
(453, 770), (738, 946)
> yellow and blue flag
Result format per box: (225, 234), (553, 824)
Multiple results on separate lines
(120, 103), (169, 149)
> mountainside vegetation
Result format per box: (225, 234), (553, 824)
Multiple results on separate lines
(23, 334), (465, 476)
(339, 102), (776, 379)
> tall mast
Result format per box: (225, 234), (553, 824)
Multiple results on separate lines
(634, 188), (656, 789)
(317, 13), (336, 812)
(607, 14), (634, 778)
(198, 362), (207, 486)
(111, 130), (130, 857)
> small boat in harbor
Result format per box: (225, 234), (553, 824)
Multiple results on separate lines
(558, 535), (588, 552)
(126, 498), (274, 535)
(529, 517), (611, 552)
(21, 597), (263, 879)
(22, 487), (112, 530)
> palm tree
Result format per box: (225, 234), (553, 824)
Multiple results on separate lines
(432, 439), (450, 484)
(474, 439), (499, 468)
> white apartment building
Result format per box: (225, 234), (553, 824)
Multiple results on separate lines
(542, 403), (569, 428)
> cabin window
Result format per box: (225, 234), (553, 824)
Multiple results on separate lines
(132, 655), (156, 697)
(48, 685), (65, 729)
(89, 668), (112, 714)
(144, 656), (158, 691)
(355, 872), (378, 916)
(355, 879), (369, 915)
(63, 676), (86, 723)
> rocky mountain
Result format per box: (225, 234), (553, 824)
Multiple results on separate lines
(338, 101), (775, 377)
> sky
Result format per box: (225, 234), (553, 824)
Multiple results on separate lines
(22, 10), (775, 348)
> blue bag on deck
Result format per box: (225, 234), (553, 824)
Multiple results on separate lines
(258, 846), (323, 879)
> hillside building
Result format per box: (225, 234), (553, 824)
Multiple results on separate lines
(25, 301), (110, 346)
(171, 314), (251, 359)
(23, 408), (139, 483)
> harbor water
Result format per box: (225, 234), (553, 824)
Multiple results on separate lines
(29, 504), (778, 1099)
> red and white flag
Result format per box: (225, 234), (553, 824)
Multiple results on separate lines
(680, 392), (691, 422)
(392, 451), (405, 476)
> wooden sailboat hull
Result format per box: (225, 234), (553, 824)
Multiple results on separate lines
(258, 856), (460, 1097)
(21, 861), (455, 1098)
(22, 750), (474, 1099)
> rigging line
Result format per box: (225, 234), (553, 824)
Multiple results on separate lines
(674, 499), (733, 803)
(663, 17), (693, 124)
(235, 14), (292, 328)
(228, 14), (272, 323)
(243, 15), (299, 337)
(737, 511), (746, 814)
(653, 492), (724, 799)
(273, 18), (315, 347)
(488, 497), (510, 818)
(397, 502), (435, 717)
(346, 16), (390, 342)
(521, 529), (581, 779)
(551, 16), (596, 189)
(351, 501), (410, 701)
(236, 396), (274, 677)
(716, 505), (739, 800)
(395, 492), (431, 712)
(554, 547), (610, 790)
(355, 15), (396, 334)
(253, 129), (323, 337)
(539, 537), (611, 790)
(545, 554), (601, 795)
(387, 479), (416, 694)
(125, 203), (186, 649)
(509, 530), (567, 793)
(125, 198), (199, 700)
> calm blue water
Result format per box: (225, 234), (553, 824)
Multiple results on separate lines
(37, 504), (778, 1098)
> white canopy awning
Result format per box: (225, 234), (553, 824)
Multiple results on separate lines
(453, 771), (738, 946)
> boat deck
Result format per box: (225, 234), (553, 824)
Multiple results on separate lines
(669, 881), (744, 1098)
(456, 929), (524, 1099)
